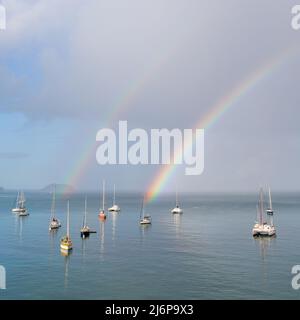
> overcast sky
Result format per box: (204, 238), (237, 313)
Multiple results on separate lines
(0, 0), (299, 193)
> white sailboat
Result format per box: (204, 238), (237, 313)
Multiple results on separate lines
(81, 196), (91, 238)
(108, 184), (121, 212)
(98, 180), (107, 220)
(49, 184), (61, 231)
(140, 196), (151, 225)
(171, 187), (183, 214)
(60, 201), (73, 253)
(252, 188), (276, 237)
(12, 191), (29, 216)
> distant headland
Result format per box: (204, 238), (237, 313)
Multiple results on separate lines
(40, 184), (75, 194)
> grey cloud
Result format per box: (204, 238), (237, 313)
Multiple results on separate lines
(2, 0), (297, 123)
(0, 0), (299, 192)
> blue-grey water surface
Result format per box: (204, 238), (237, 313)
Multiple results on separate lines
(0, 191), (299, 299)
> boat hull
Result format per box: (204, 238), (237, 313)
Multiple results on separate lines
(49, 222), (61, 230)
(12, 208), (26, 213)
(60, 243), (73, 251)
(98, 211), (106, 220)
(108, 205), (121, 212)
(171, 208), (183, 214)
(80, 230), (90, 238)
(18, 211), (29, 216)
(252, 224), (276, 237)
(49, 226), (60, 231)
(140, 218), (151, 225)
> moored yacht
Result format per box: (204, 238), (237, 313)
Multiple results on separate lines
(12, 191), (29, 215)
(171, 187), (183, 214)
(252, 188), (276, 237)
(98, 180), (107, 220)
(140, 196), (151, 225)
(60, 201), (73, 253)
(49, 184), (61, 231)
(81, 196), (91, 238)
(108, 184), (121, 212)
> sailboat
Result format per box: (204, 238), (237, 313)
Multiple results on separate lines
(252, 188), (276, 237)
(49, 184), (61, 231)
(80, 196), (91, 238)
(171, 187), (183, 214)
(60, 201), (73, 253)
(98, 180), (107, 220)
(12, 191), (29, 216)
(140, 196), (151, 225)
(108, 184), (121, 212)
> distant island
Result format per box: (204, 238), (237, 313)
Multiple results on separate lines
(40, 184), (75, 194)
(0, 187), (4, 192)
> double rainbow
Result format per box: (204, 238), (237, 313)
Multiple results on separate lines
(62, 46), (297, 199)
(145, 47), (298, 202)
(62, 50), (173, 196)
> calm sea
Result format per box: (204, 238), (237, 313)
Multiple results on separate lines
(0, 191), (299, 300)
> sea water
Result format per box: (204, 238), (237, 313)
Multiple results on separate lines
(0, 191), (299, 300)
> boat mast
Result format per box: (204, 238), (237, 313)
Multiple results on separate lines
(176, 187), (178, 207)
(268, 187), (273, 210)
(16, 191), (20, 208)
(113, 184), (116, 206)
(84, 195), (87, 226)
(270, 213), (274, 227)
(140, 196), (145, 220)
(19, 191), (25, 209)
(102, 180), (105, 211)
(51, 184), (56, 219)
(268, 187), (274, 226)
(67, 201), (70, 238)
(259, 188), (264, 225)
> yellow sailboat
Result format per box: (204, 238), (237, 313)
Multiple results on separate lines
(60, 201), (73, 253)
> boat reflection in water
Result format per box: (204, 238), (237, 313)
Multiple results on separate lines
(111, 211), (117, 243)
(140, 221), (152, 241)
(99, 220), (105, 259)
(49, 226), (59, 253)
(254, 235), (276, 261)
(254, 236), (276, 286)
(173, 212), (182, 238)
(81, 235), (87, 259)
(62, 254), (71, 290)
(15, 214), (25, 244)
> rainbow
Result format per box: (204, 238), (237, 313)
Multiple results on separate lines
(62, 50), (173, 196)
(145, 47), (298, 202)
